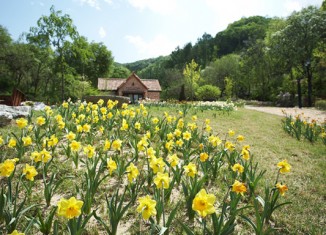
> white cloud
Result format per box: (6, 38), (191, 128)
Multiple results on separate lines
(125, 34), (176, 58)
(103, 0), (113, 4)
(284, 0), (302, 14)
(78, 0), (101, 10)
(99, 27), (107, 38)
(128, 0), (177, 14)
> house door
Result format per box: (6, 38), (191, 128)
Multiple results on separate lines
(128, 93), (143, 104)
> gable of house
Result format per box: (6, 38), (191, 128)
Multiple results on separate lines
(97, 73), (161, 102)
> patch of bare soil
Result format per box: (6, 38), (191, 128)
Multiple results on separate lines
(244, 105), (326, 123)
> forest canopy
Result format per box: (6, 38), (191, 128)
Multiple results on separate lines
(0, 3), (325, 106)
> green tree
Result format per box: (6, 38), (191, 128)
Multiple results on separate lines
(86, 42), (113, 87)
(202, 54), (240, 98)
(28, 5), (78, 101)
(0, 25), (13, 92)
(271, 6), (326, 106)
(183, 59), (201, 100)
(110, 64), (131, 78)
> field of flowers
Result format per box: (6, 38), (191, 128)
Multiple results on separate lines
(282, 112), (326, 144)
(0, 100), (292, 235)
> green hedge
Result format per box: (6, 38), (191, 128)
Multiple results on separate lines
(315, 100), (326, 110)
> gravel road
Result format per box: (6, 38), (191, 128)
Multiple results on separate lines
(244, 105), (326, 123)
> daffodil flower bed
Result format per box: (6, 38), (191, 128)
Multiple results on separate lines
(282, 112), (326, 144)
(0, 99), (291, 234)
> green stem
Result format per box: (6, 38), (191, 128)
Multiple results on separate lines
(162, 183), (166, 228)
(202, 218), (206, 235)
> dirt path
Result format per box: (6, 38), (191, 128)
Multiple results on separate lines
(244, 105), (326, 123)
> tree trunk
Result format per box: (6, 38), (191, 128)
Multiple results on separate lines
(297, 78), (302, 108)
(306, 65), (313, 107)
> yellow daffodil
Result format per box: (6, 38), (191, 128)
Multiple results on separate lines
(47, 134), (58, 147)
(192, 189), (216, 218)
(39, 149), (52, 163)
(146, 147), (156, 159)
(121, 103), (128, 109)
(199, 152), (209, 162)
(146, 131), (151, 139)
(277, 160), (291, 174)
(58, 121), (65, 129)
(199, 143), (204, 151)
(228, 129), (235, 137)
(0, 135), (3, 145)
(103, 139), (111, 151)
(0, 158), (19, 177)
(188, 122), (197, 131)
(57, 197), (83, 219)
(231, 163), (244, 173)
(165, 140), (174, 152)
(166, 132), (174, 140)
(136, 195), (157, 220)
(45, 106), (53, 116)
(126, 163), (139, 183)
(225, 141), (235, 152)
(120, 119), (129, 131)
(16, 118), (28, 129)
(167, 154), (179, 167)
(83, 123), (91, 132)
(208, 135), (221, 147)
(232, 180), (247, 195)
(177, 119), (184, 129)
(107, 158), (117, 175)
(205, 124), (212, 133)
(70, 140), (81, 152)
(192, 115), (197, 121)
(83, 145), (95, 158)
(176, 139), (184, 147)
(112, 139), (122, 151)
(8, 138), (17, 148)
(174, 129), (182, 137)
(62, 101), (69, 108)
(154, 172), (170, 189)
(276, 183), (288, 196)
(97, 99), (104, 106)
(183, 131), (192, 141)
(22, 136), (32, 146)
(152, 117), (159, 124)
(237, 135), (244, 142)
(66, 132), (76, 141)
(55, 114), (63, 122)
(8, 230), (24, 235)
(150, 156), (166, 173)
(36, 116), (46, 126)
(135, 122), (141, 130)
(76, 125), (83, 133)
(23, 164), (38, 181)
(241, 149), (250, 160)
(183, 162), (197, 178)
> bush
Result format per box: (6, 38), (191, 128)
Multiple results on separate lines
(195, 85), (221, 101)
(315, 99), (326, 110)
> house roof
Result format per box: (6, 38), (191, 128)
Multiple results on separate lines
(98, 73), (162, 92)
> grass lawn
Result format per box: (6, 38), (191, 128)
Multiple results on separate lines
(149, 106), (326, 234)
(0, 104), (325, 234)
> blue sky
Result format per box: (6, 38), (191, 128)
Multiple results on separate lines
(0, 0), (323, 63)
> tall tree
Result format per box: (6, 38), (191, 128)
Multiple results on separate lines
(271, 6), (326, 106)
(28, 5), (78, 101)
(183, 59), (201, 100)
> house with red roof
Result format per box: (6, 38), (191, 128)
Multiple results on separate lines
(97, 72), (161, 103)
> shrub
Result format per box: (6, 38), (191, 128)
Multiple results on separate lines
(315, 99), (326, 110)
(195, 85), (221, 101)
